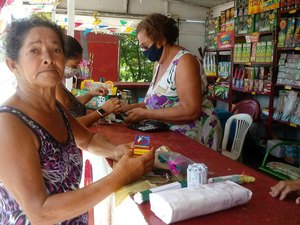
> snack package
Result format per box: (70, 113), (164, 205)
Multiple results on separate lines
(293, 17), (300, 47)
(278, 18), (287, 48)
(285, 17), (295, 48)
(273, 90), (286, 120)
(290, 96), (300, 125)
(157, 152), (195, 176)
(281, 90), (298, 122)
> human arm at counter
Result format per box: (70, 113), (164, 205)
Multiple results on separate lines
(270, 179), (300, 204)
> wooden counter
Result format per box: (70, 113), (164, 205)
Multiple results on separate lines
(89, 124), (300, 225)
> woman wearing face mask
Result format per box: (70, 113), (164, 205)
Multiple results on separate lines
(116, 13), (222, 151)
(56, 35), (121, 127)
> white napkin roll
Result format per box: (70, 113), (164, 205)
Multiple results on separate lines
(150, 180), (252, 224)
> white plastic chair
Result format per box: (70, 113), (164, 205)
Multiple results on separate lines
(221, 113), (253, 161)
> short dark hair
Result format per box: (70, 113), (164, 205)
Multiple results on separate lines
(136, 13), (179, 45)
(5, 16), (65, 61)
(64, 35), (83, 60)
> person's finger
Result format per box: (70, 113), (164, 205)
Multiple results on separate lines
(296, 196), (300, 204)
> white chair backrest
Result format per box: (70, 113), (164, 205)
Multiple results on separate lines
(221, 113), (253, 161)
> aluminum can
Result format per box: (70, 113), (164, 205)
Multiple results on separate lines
(187, 163), (208, 188)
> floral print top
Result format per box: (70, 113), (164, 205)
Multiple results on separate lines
(0, 104), (87, 224)
(144, 49), (222, 150)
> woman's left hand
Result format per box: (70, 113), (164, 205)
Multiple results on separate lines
(124, 108), (148, 123)
(111, 142), (133, 161)
(89, 87), (109, 97)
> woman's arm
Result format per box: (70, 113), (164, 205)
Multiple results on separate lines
(115, 101), (146, 114)
(0, 112), (154, 225)
(77, 98), (121, 127)
(125, 54), (202, 123)
(76, 87), (108, 105)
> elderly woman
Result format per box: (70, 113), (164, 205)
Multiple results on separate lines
(116, 13), (222, 150)
(0, 17), (154, 224)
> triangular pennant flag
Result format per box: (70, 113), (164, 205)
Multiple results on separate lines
(120, 19), (127, 25)
(93, 19), (101, 26)
(125, 27), (134, 33)
(75, 22), (82, 28)
(84, 28), (92, 36)
(99, 25), (108, 29)
(107, 28), (117, 33)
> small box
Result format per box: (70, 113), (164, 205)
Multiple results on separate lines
(267, 140), (285, 158)
(133, 134), (151, 156)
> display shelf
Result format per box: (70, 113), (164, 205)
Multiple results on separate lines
(204, 47), (233, 110)
(275, 84), (300, 90)
(269, 8), (300, 138)
(277, 47), (300, 51)
(232, 25), (277, 138)
(271, 119), (300, 128)
(207, 96), (229, 103)
(232, 88), (271, 96)
(234, 31), (274, 38)
(233, 62), (274, 66)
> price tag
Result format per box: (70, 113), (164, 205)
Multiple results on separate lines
(289, 9), (297, 14)
(284, 85), (292, 90)
(295, 47), (300, 51)
(252, 92), (256, 95)
(289, 123), (297, 128)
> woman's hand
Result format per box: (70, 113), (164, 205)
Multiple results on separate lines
(111, 148), (155, 186)
(109, 142), (133, 161)
(89, 87), (109, 97)
(101, 98), (121, 115)
(270, 179), (300, 204)
(124, 108), (149, 123)
(114, 103), (132, 114)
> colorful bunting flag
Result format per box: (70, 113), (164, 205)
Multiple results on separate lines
(84, 28), (92, 36)
(75, 22), (82, 27)
(120, 19), (127, 25)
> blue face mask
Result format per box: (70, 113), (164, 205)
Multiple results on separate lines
(143, 44), (164, 62)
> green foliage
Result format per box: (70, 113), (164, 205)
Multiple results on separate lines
(119, 34), (153, 82)
(31, 12), (52, 21)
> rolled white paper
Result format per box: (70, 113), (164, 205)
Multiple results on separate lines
(149, 180), (252, 224)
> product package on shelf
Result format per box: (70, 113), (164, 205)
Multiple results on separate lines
(277, 53), (300, 86)
(273, 90), (300, 125)
(278, 18), (288, 47)
(71, 80), (118, 110)
(205, 17), (220, 50)
(220, 7), (235, 32)
(214, 84), (229, 99)
(217, 31), (234, 49)
(233, 66), (272, 93)
(286, 17), (296, 47)
(203, 54), (217, 76)
(293, 17), (300, 47)
(255, 10), (278, 32)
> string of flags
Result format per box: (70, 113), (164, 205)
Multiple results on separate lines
(60, 13), (137, 36)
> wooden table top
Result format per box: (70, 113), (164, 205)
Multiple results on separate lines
(89, 124), (300, 225)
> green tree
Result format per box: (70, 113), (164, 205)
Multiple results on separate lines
(119, 34), (153, 82)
